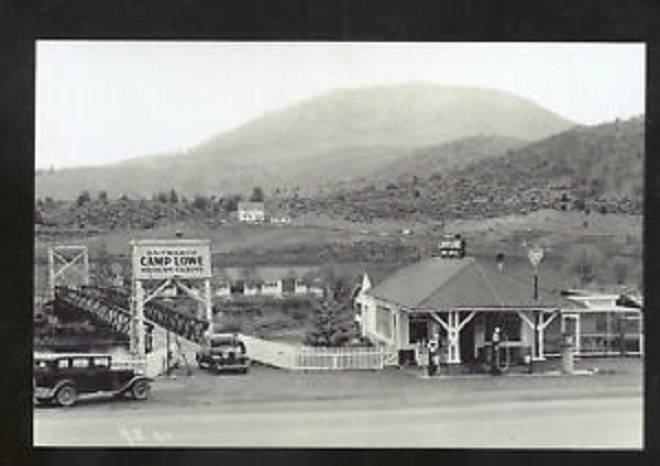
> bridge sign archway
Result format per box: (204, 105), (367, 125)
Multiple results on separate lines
(129, 239), (213, 359)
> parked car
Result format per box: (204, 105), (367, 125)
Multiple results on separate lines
(196, 333), (250, 374)
(33, 353), (152, 407)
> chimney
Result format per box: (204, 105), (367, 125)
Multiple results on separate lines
(438, 233), (466, 259)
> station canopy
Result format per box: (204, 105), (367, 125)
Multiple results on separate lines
(368, 257), (583, 312)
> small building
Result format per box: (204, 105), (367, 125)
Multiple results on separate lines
(358, 255), (585, 366)
(557, 290), (644, 357)
(214, 283), (231, 298)
(214, 266), (324, 299)
(237, 202), (265, 223)
(269, 215), (292, 225)
(261, 280), (283, 297)
(294, 278), (324, 297)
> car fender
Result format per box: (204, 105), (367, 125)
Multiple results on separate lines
(118, 375), (153, 394)
(49, 379), (77, 398)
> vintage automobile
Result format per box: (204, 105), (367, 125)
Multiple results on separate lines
(33, 353), (152, 407)
(195, 333), (250, 374)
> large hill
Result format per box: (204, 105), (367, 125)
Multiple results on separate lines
(36, 83), (573, 199)
(291, 116), (644, 222)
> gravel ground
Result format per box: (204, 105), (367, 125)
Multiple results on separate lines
(34, 357), (643, 448)
(34, 356), (642, 415)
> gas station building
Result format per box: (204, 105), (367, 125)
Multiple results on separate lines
(356, 256), (643, 366)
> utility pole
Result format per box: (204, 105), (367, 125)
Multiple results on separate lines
(528, 245), (545, 370)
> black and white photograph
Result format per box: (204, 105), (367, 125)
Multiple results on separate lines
(32, 41), (644, 448)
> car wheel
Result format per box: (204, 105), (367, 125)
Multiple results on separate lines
(131, 380), (150, 400)
(55, 385), (77, 407)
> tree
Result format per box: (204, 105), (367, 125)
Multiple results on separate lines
(304, 278), (358, 347)
(250, 186), (265, 202)
(570, 245), (606, 286)
(98, 191), (108, 203)
(169, 189), (179, 204)
(304, 299), (356, 347)
(155, 191), (168, 203)
(223, 194), (242, 212)
(192, 194), (209, 210)
(34, 209), (44, 225)
(76, 190), (91, 207)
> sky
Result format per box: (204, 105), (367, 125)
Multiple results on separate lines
(36, 41), (645, 169)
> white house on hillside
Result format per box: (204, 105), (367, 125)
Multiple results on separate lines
(237, 202), (265, 223)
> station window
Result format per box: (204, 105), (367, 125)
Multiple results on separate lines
(376, 305), (393, 339)
(409, 318), (428, 344)
(485, 312), (521, 341)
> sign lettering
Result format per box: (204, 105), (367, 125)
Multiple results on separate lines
(131, 240), (212, 280)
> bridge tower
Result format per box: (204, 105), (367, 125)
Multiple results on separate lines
(47, 245), (89, 300)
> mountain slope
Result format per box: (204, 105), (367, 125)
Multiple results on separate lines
(36, 83), (574, 199)
(294, 116), (643, 221)
(370, 135), (527, 184)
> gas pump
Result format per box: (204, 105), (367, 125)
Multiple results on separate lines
(490, 327), (502, 375)
(560, 333), (575, 374)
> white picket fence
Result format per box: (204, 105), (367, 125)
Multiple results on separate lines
(295, 346), (386, 370)
(241, 335), (298, 369)
(240, 334), (387, 370)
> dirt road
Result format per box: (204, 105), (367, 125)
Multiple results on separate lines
(34, 359), (643, 448)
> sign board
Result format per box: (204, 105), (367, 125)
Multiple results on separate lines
(131, 240), (211, 280)
(528, 246), (544, 268)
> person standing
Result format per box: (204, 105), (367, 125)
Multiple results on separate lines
(427, 336), (439, 376)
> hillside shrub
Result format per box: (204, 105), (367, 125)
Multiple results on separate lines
(154, 192), (168, 203)
(34, 209), (44, 225)
(250, 186), (265, 202)
(76, 190), (91, 207)
(290, 307), (309, 322)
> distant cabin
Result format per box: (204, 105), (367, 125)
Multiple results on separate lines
(237, 202), (265, 223)
(214, 266), (324, 299)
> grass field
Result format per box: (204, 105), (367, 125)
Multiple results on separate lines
(33, 210), (643, 304)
